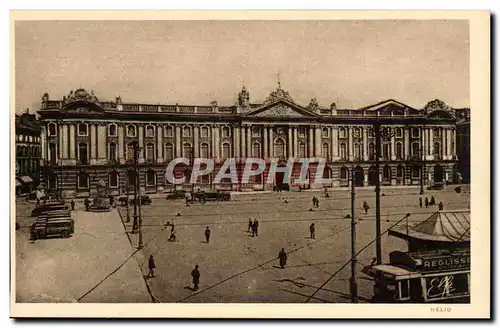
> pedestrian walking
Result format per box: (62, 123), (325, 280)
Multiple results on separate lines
(438, 201), (444, 211)
(205, 226), (211, 243)
(191, 265), (200, 291)
(248, 219), (252, 233)
(316, 198), (320, 208)
(278, 248), (287, 269)
(70, 199), (75, 211)
(363, 201), (370, 214)
(84, 198), (90, 211)
(425, 197), (429, 208)
(430, 196), (436, 206)
(419, 197), (422, 208)
(309, 223), (316, 239)
(312, 197), (317, 208)
(251, 220), (257, 237)
(255, 220), (259, 236)
(169, 224), (177, 242)
(148, 255), (156, 278)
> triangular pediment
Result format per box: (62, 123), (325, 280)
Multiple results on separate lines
(244, 100), (320, 118)
(359, 99), (420, 116)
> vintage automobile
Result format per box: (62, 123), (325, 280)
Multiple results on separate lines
(31, 203), (69, 217)
(194, 190), (231, 202)
(31, 217), (75, 240)
(38, 209), (72, 219)
(427, 182), (445, 190)
(129, 195), (152, 206)
(166, 190), (187, 200)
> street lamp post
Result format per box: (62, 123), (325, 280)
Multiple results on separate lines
(130, 141), (143, 249)
(349, 165), (358, 303)
(419, 131), (425, 195)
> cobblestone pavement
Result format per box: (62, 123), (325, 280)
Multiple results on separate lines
(15, 201), (151, 303)
(119, 185), (470, 303)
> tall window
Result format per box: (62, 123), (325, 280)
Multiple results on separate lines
(353, 127), (360, 139)
(354, 143), (361, 160)
(109, 171), (119, 188)
(274, 138), (285, 158)
(322, 143), (329, 159)
(200, 143), (209, 158)
(183, 143), (193, 159)
(164, 126), (174, 137)
(298, 127), (306, 137)
(340, 143), (347, 160)
(128, 170), (137, 188)
(201, 126), (209, 138)
(412, 165), (420, 178)
(299, 142), (306, 158)
(48, 123), (57, 136)
(339, 127), (347, 138)
(126, 143), (135, 161)
(146, 143), (155, 162)
(108, 124), (117, 137)
(383, 165), (391, 180)
(108, 142), (117, 161)
(78, 142), (88, 164)
(183, 126), (191, 138)
(340, 167), (348, 180)
(78, 123), (88, 136)
(252, 142), (261, 158)
(146, 170), (156, 186)
(396, 142), (403, 159)
(127, 125), (136, 137)
(383, 144), (390, 159)
(434, 142), (440, 157)
(77, 172), (89, 189)
(322, 128), (329, 138)
(395, 127), (403, 138)
(368, 143), (375, 160)
(222, 126), (230, 138)
(411, 127), (420, 138)
(368, 128), (374, 138)
(49, 143), (57, 165)
(397, 165), (404, 178)
(146, 125), (155, 138)
(164, 143), (174, 161)
(433, 128), (440, 138)
(221, 143), (230, 159)
(411, 142), (420, 156)
(252, 126), (261, 137)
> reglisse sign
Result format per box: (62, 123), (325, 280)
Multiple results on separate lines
(420, 254), (470, 273)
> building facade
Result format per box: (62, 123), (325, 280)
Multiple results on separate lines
(455, 108), (471, 184)
(37, 86), (460, 198)
(15, 110), (41, 194)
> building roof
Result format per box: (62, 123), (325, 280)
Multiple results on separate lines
(389, 210), (470, 243)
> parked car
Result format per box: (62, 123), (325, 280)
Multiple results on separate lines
(197, 191), (231, 202)
(129, 195), (152, 206)
(31, 217), (75, 240)
(31, 203), (69, 217)
(428, 182), (445, 190)
(38, 209), (72, 219)
(166, 190), (187, 200)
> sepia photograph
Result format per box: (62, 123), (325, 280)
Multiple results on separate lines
(10, 10), (490, 318)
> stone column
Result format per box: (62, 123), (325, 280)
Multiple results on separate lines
(332, 127), (338, 160)
(263, 127), (268, 159)
(194, 125), (199, 158)
(391, 128), (396, 160)
(241, 126), (246, 158)
(118, 125), (124, 163)
(211, 126), (216, 158)
(157, 125), (163, 163)
(40, 126), (46, 162)
(308, 127), (314, 157)
(175, 126), (181, 158)
(293, 127), (299, 158)
(97, 125), (106, 162)
(362, 127), (368, 161)
(364, 171), (368, 186)
(429, 129), (434, 158)
(268, 126), (274, 158)
(288, 128), (293, 158)
(234, 126), (240, 159)
(315, 126), (321, 157)
(138, 125), (144, 163)
(348, 127), (353, 159)
(246, 126), (252, 158)
(214, 126), (220, 159)
(69, 124), (76, 160)
(90, 124), (97, 164)
(447, 128), (452, 159)
(452, 129), (456, 157)
(441, 127), (446, 159)
(404, 127), (410, 159)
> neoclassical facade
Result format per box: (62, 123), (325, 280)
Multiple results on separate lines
(37, 85), (460, 197)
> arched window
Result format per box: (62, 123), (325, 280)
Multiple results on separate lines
(108, 124), (117, 137)
(127, 125), (136, 137)
(411, 127), (420, 138)
(299, 142), (306, 158)
(146, 143), (155, 162)
(252, 142), (261, 158)
(221, 143), (230, 159)
(411, 142), (420, 156)
(77, 172), (89, 190)
(146, 170), (156, 186)
(164, 143), (174, 161)
(383, 165), (391, 180)
(339, 127), (347, 138)
(252, 126), (261, 137)
(395, 127), (403, 138)
(109, 170), (119, 188)
(183, 126), (192, 138)
(274, 138), (285, 158)
(383, 144), (390, 159)
(126, 143), (135, 161)
(146, 125), (155, 138)
(412, 165), (420, 178)
(340, 143), (347, 160)
(78, 142), (88, 164)
(183, 143), (192, 159)
(396, 142), (403, 159)
(353, 127), (360, 139)
(128, 170), (137, 188)
(322, 143), (329, 159)
(108, 142), (117, 161)
(77, 123), (88, 136)
(222, 126), (230, 138)
(397, 165), (404, 178)
(48, 122), (57, 136)
(354, 143), (361, 160)
(298, 127), (306, 137)
(368, 142), (375, 160)
(200, 126), (209, 138)
(164, 126), (174, 138)
(340, 166), (348, 180)
(322, 128), (329, 138)
(368, 128), (374, 138)
(200, 143), (209, 158)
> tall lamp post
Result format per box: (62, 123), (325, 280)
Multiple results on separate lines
(131, 141), (144, 249)
(419, 130), (425, 195)
(348, 164), (358, 303)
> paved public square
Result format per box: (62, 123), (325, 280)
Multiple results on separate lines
(15, 185), (470, 303)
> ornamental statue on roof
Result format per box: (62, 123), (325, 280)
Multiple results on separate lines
(63, 88), (101, 106)
(423, 99), (452, 115)
(264, 78), (294, 104)
(307, 98), (319, 111)
(237, 84), (250, 108)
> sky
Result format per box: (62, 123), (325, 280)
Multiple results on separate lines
(14, 20), (470, 113)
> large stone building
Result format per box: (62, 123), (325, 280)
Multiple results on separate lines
(37, 85), (461, 198)
(15, 110), (41, 194)
(455, 109), (471, 184)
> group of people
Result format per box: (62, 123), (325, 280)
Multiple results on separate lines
(419, 195), (444, 210)
(147, 255), (201, 291)
(248, 219), (259, 237)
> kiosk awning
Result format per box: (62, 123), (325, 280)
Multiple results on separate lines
(15, 180), (21, 187)
(18, 176), (34, 184)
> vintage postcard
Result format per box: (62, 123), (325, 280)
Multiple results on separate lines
(10, 10), (490, 319)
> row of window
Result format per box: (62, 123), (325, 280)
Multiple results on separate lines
(16, 145), (40, 157)
(46, 122), (453, 140)
(16, 134), (40, 143)
(338, 165), (424, 180)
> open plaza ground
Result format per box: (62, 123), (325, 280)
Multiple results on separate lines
(15, 185), (470, 303)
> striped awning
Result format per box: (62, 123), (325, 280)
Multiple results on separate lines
(18, 176), (34, 184)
